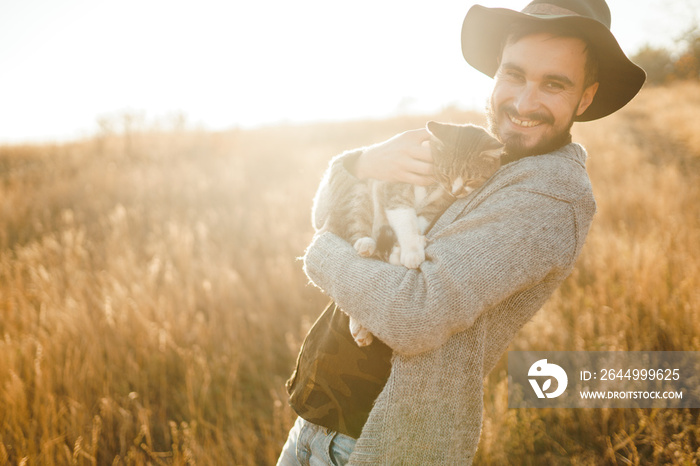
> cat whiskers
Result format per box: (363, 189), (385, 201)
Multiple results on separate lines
(435, 172), (458, 199)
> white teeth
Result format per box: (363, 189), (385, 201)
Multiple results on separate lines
(509, 114), (541, 128)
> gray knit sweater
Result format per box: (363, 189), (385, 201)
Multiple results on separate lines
(303, 142), (596, 464)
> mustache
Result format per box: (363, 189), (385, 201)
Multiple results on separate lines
(500, 105), (554, 125)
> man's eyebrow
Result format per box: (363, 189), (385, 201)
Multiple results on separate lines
(500, 62), (524, 73)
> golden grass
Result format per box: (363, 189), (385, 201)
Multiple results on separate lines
(0, 83), (698, 464)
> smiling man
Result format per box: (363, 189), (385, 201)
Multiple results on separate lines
(489, 30), (599, 157)
(278, 1), (645, 464)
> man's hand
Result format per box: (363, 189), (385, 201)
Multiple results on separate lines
(355, 129), (434, 186)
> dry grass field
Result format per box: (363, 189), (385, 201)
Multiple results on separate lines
(0, 81), (698, 465)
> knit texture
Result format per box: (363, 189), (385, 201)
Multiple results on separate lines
(304, 143), (596, 464)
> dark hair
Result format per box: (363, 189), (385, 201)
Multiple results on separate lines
(501, 21), (600, 88)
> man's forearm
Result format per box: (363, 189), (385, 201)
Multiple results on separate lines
(304, 189), (578, 356)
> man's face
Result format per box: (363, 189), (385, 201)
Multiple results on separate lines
(488, 33), (599, 157)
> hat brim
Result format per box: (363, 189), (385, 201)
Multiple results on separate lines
(461, 5), (646, 121)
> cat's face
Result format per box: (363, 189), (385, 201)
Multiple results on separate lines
(427, 122), (503, 198)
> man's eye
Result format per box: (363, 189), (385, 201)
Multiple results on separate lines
(545, 81), (565, 91)
(503, 71), (523, 81)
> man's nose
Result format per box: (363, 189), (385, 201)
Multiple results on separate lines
(512, 84), (540, 116)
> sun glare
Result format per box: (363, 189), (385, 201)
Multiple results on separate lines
(0, 0), (691, 143)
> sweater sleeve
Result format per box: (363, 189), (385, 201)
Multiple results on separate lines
(311, 149), (363, 231)
(303, 187), (578, 356)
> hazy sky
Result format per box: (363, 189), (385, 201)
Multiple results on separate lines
(1, 0), (697, 143)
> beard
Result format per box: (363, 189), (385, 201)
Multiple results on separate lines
(486, 100), (575, 159)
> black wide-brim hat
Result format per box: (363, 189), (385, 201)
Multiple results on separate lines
(461, 0), (646, 121)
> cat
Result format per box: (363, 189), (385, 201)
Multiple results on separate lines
(328, 121), (503, 347)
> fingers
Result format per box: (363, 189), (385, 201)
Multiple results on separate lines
(404, 128), (431, 143)
(401, 157), (434, 186)
(400, 171), (435, 186)
(357, 128), (435, 184)
(401, 138), (434, 185)
(404, 130), (433, 161)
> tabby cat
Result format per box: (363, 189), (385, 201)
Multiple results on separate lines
(329, 121), (503, 346)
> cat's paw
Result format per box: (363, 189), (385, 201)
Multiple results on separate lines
(349, 320), (374, 347)
(389, 245), (402, 266)
(417, 216), (431, 235)
(401, 246), (425, 269)
(353, 237), (376, 257)
(352, 327), (374, 347)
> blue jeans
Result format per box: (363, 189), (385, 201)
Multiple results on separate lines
(277, 417), (356, 466)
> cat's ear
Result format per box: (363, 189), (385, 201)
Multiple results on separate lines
(479, 146), (504, 173)
(479, 131), (504, 159)
(475, 131), (503, 172)
(426, 121), (458, 141)
(426, 121), (448, 156)
(425, 120), (441, 138)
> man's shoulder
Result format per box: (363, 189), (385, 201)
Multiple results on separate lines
(526, 143), (588, 171)
(501, 143), (594, 204)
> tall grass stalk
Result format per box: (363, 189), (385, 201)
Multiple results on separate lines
(0, 84), (698, 464)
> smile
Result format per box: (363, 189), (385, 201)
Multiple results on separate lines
(508, 113), (542, 128)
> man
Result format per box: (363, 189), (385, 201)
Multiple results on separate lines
(278, 0), (645, 464)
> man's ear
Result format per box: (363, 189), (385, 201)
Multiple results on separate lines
(576, 82), (600, 116)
